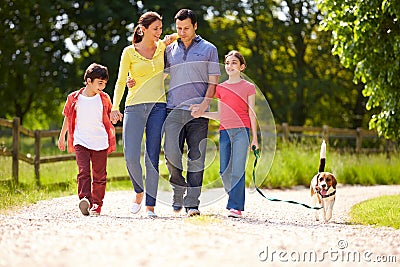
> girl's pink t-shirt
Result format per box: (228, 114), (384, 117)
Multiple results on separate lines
(215, 79), (256, 130)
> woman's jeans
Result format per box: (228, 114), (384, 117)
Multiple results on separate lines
(123, 103), (166, 207)
(219, 127), (250, 211)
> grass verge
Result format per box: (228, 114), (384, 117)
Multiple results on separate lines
(349, 194), (400, 229)
(0, 180), (74, 213)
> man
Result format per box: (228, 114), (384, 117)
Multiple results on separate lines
(164, 9), (220, 216)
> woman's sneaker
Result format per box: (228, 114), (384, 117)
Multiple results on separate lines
(228, 209), (242, 218)
(89, 204), (101, 216)
(79, 198), (90, 216)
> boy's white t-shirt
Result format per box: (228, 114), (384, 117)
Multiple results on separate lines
(73, 93), (109, 151)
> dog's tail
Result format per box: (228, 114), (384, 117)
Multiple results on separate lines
(319, 140), (326, 172)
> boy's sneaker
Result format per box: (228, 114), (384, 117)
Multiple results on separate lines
(228, 209), (242, 218)
(89, 204), (101, 216)
(79, 198), (90, 216)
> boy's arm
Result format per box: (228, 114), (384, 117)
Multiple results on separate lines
(58, 117), (68, 151)
(248, 94), (258, 149)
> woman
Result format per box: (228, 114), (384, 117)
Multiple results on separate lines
(111, 11), (176, 217)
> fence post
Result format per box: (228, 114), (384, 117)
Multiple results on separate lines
(34, 130), (41, 186)
(282, 123), (289, 142)
(12, 117), (20, 184)
(385, 139), (391, 159)
(356, 127), (362, 153)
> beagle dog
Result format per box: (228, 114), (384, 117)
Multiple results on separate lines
(310, 140), (337, 223)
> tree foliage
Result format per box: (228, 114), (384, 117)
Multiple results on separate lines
(0, 0), (72, 127)
(318, 0), (400, 138)
(0, 0), (377, 131)
(209, 0), (370, 128)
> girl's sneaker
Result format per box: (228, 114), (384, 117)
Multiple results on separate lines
(228, 209), (242, 218)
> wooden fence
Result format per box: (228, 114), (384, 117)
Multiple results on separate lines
(278, 123), (382, 151)
(0, 117), (395, 185)
(0, 117), (125, 185)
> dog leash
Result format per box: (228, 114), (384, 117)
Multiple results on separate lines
(251, 146), (323, 210)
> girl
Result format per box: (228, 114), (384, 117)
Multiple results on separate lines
(199, 50), (258, 218)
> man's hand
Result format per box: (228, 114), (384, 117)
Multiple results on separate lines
(189, 104), (200, 118)
(126, 76), (136, 89)
(190, 103), (205, 118)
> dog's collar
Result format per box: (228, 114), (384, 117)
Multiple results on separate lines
(319, 189), (336, 198)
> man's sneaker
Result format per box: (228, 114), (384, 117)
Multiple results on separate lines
(172, 205), (182, 213)
(228, 209), (242, 218)
(79, 198), (90, 216)
(187, 208), (201, 217)
(172, 191), (184, 212)
(89, 204), (101, 216)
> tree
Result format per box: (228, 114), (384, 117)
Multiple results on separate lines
(209, 0), (370, 128)
(0, 0), (377, 131)
(0, 0), (209, 127)
(0, 1), (145, 127)
(318, 0), (400, 138)
(0, 0), (73, 127)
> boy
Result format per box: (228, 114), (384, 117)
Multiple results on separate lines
(58, 63), (116, 216)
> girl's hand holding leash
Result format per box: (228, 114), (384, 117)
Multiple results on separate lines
(251, 140), (259, 151)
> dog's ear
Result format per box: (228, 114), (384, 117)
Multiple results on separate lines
(315, 173), (320, 186)
(331, 174), (337, 189)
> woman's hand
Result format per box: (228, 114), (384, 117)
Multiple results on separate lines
(110, 110), (123, 124)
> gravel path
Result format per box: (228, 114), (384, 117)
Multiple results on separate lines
(0, 185), (399, 267)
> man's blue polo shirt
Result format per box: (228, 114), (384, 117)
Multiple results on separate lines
(164, 35), (220, 110)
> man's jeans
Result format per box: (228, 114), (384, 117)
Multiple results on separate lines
(219, 127), (250, 211)
(123, 103), (166, 207)
(164, 109), (209, 209)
